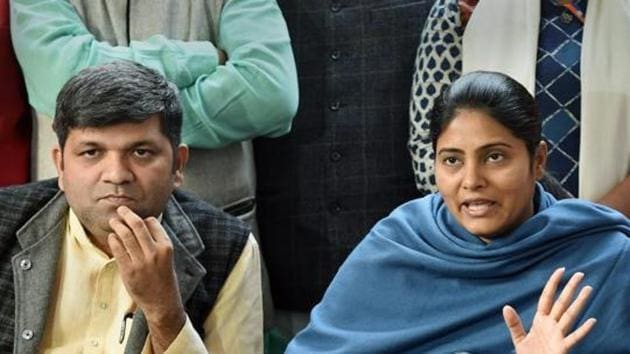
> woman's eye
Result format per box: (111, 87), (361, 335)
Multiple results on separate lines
(487, 152), (504, 162)
(443, 156), (460, 166)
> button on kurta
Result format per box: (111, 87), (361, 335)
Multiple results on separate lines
(21, 329), (33, 340)
(330, 50), (340, 61)
(330, 2), (341, 12)
(19, 259), (32, 270)
(330, 151), (342, 162)
(329, 100), (341, 111)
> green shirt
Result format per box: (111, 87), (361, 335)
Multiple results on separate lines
(11, 0), (298, 148)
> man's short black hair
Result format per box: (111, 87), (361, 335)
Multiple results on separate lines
(53, 60), (182, 149)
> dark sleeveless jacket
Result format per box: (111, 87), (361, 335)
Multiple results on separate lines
(0, 179), (249, 353)
(254, 0), (433, 311)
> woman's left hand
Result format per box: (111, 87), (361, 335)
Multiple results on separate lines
(502, 268), (597, 354)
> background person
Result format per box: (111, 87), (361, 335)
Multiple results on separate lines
(409, 0), (630, 216)
(0, 0), (29, 186)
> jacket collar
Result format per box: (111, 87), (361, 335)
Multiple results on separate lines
(13, 192), (206, 353)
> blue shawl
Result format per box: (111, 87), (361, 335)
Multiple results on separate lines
(287, 185), (630, 353)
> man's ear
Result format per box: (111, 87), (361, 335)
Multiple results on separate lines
(534, 140), (548, 180)
(52, 145), (65, 191)
(173, 144), (189, 188)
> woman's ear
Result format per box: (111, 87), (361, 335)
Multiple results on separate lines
(534, 140), (548, 180)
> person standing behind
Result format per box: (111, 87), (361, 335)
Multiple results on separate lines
(0, 0), (29, 186)
(253, 0), (433, 334)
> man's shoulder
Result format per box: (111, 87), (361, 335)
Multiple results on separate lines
(0, 179), (59, 197)
(170, 188), (250, 241)
(0, 179), (60, 227)
(0, 180), (59, 209)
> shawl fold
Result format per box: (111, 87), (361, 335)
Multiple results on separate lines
(287, 185), (629, 353)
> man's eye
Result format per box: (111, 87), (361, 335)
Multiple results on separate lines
(134, 149), (153, 157)
(80, 149), (99, 158)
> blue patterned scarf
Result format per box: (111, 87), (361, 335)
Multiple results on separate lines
(287, 184), (629, 353)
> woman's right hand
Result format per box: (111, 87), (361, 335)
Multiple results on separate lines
(502, 268), (597, 354)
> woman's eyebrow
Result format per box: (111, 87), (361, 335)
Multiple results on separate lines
(478, 142), (513, 150)
(437, 142), (512, 154)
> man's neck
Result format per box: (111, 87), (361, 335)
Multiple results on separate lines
(88, 233), (114, 258)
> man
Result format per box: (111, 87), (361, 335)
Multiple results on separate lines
(253, 0), (432, 334)
(11, 0), (297, 327)
(0, 61), (262, 353)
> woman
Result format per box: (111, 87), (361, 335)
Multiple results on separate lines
(409, 0), (630, 215)
(287, 71), (629, 353)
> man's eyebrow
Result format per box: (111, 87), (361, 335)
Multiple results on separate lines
(72, 141), (101, 148)
(72, 139), (159, 148)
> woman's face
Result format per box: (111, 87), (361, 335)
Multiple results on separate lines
(435, 109), (546, 240)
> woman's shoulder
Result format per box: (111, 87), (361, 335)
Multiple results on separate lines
(544, 197), (629, 228)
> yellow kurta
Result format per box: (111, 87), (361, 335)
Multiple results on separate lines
(40, 209), (262, 353)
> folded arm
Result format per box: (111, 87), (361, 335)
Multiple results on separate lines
(11, 0), (298, 148)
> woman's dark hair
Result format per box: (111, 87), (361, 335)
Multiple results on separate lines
(429, 71), (541, 158)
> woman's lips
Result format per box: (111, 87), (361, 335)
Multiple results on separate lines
(461, 199), (496, 217)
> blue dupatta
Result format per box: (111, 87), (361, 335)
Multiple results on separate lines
(287, 185), (629, 353)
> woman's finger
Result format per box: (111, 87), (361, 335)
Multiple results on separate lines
(503, 305), (527, 345)
(564, 318), (597, 349)
(537, 267), (565, 315)
(558, 285), (593, 333)
(550, 272), (584, 321)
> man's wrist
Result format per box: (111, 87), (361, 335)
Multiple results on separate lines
(146, 307), (187, 353)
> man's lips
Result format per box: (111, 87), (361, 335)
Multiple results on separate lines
(460, 198), (497, 217)
(99, 194), (135, 204)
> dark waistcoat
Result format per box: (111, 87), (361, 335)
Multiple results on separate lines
(254, 0), (434, 311)
(0, 179), (249, 353)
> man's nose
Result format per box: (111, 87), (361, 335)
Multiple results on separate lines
(101, 154), (134, 184)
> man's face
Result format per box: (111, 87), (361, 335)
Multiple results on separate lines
(53, 115), (188, 239)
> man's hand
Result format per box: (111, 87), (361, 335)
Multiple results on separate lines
(503, 268), (596, 354)
(108, 206), (186, 353)
(217, 48), (227, 65)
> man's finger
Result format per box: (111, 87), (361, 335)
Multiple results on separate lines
(550, 272), (584, 321)
(565, 318), (596, 349)
(116, 206), (157, 254)
(537, 267), (565, 315)
(109, 217), (142, 262)
(145, 217), (171, 245)
(502, 305), (527, 345)
(108, 233), (131, 267)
